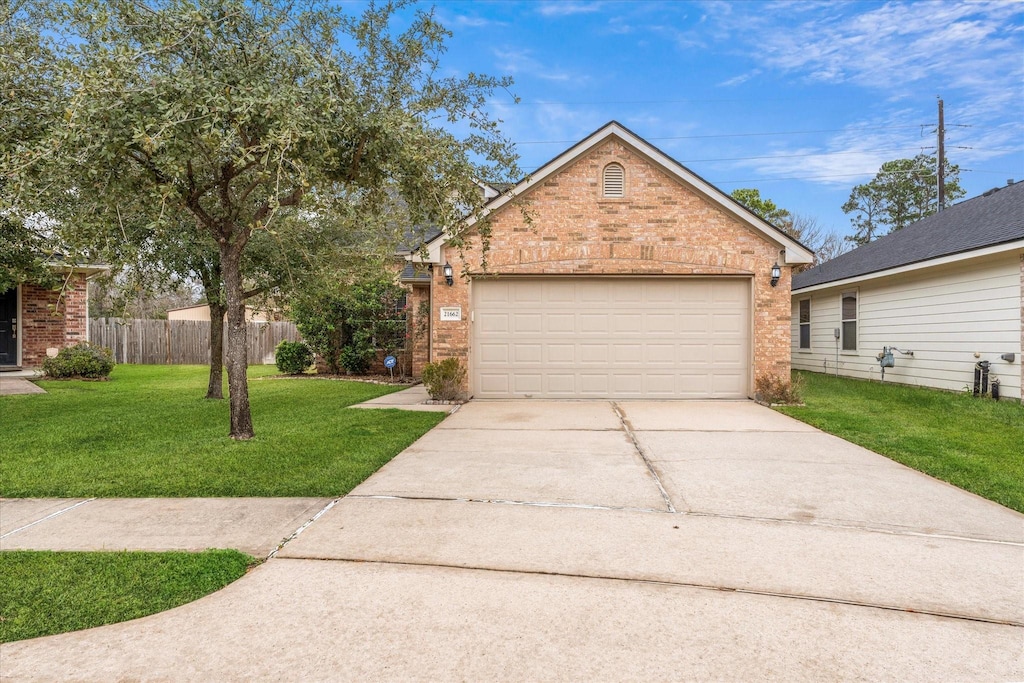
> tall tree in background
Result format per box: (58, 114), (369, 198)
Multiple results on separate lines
(842, 153), (964, 245)
(730, 189), (847, 267)
(12, 0), (519, 439)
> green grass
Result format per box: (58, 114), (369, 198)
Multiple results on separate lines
(0, 365), (445, 497)
(777, 371), (1024, 513)
(0, 549), (255, 643)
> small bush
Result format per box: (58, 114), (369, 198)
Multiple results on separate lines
(422, 357), (466, 401)
(340, 342), (374, 375)
(275, 341), (314, 375)
(42, 343), (115, 379)
(755, 372), (804, 405)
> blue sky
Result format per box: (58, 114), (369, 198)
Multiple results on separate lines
(413, 0), (1024, 239)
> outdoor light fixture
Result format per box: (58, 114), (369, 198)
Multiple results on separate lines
(442, 262), (454, 286)
(770, 262), (781, 287)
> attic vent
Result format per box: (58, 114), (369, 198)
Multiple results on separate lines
(603, 163), (625, 198)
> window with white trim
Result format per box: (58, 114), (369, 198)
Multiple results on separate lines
(841, 291), (857, 351)
(602, 163), (625, 197)
(798, 299), (811, 349)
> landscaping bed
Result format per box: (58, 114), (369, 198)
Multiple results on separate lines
(777, 371), (1024, 513)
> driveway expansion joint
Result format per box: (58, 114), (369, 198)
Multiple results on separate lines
(270, 556), (1024, 629)
(611, 402), (677, 513)
(266, 498), (341, 560)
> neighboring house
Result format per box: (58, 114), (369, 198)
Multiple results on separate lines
(166, 304), (279, 322)
(402, 121), (814, 399)
(0, 264), (108, 370)
(791, 180), (1024, 401)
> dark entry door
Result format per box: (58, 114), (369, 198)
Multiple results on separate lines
(0, 287), (17, 366)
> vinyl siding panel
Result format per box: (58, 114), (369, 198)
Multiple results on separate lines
(791, 251), (1023, 400)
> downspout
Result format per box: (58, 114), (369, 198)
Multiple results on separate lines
(428, 263), (434, 364)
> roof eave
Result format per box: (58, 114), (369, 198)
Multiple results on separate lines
(792, 238), (1024, 294)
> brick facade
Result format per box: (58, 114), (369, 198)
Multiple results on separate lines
(421, 137), (795, 396)
(17, 275), (89, 368)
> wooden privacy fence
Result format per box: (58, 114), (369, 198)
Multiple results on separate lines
(89, 318), (302, 365)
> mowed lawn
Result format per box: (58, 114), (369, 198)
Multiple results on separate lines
(777, 371), (1024, 513)
(1, 365), (445, 497)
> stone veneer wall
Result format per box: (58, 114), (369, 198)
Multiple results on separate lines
(19, 274), (89, 368)
(426, 138), (794, 396)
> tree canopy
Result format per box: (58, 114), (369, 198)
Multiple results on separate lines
(6, 0), (520, 438)
(730, 188), (847, 267)
(842, 153), (964, 245)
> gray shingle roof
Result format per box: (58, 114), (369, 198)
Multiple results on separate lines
(793, 181), (1024, 290)
(399, 262), (432, 282)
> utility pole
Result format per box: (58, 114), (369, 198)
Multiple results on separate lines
(937, 97), (945, 211)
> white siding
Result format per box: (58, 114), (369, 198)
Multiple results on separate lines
(791, 251), (1023, 400)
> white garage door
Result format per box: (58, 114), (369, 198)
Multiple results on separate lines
(472, 278), (750, 399)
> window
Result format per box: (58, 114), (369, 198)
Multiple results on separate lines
(602, 163), (625, 197)
(798, 299), (811, 349)
(841, 291), (857, 351)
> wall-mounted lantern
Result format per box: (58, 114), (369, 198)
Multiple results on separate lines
(770, 262), (781, 287)
(442, 262), (454, 286)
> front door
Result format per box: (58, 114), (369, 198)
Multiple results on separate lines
(0, 287), (18, 366)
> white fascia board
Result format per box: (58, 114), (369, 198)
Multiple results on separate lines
(45, 262), (110, 277)
(458, 122), (815, 265)
(406, 238), (445, 264)
(792, 239), (1024, 295)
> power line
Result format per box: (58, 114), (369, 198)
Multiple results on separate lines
(512, 125), (930, 145)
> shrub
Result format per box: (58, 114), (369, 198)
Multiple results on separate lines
(42, 343), (115, 379)
(274, 341), (314, 375)
(755, 372), (804, 405)
(421, 357), (466, 401)
(340, 341), (375, 375)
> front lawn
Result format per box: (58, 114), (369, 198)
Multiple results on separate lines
(0, 365), (445, 497)
(777, 371), (1024, 513)
(0, 549), (255, 643)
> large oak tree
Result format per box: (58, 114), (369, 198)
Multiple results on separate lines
(10, 0), (518, 438)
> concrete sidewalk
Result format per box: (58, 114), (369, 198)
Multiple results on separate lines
(349, 384), (455, 412)
(2, 400), (1022, 681)
(0, 377), (45, 395)
(0, 497), (331, 558)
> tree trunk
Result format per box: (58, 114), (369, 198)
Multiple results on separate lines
(206, 298), (226, 399)
(220, 244), (254, 440)
(199, 264), (225, 400)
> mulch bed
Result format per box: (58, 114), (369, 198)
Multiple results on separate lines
(259, 373), (418, 386)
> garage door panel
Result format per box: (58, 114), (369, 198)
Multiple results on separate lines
(612, 313), (643, 333)
(513, 344), (543, 364)
(580, 344), (609, 363)
(547, 314), (575, 333)
(612, 344), (643, 364)
(512, 313), (543, 333)
(646, 344), (676, 364)
(646, 314), (677, 334)
(479, 343), (509, 364)
(478, 373), (510, 394)
(579, 374), (610, 395)
(579, 313), (609, 333)
(513, 374), (543, 394)
(472, 279), (749, 399)
(478, 313), (509, 334)
(547, 344), (575, 363)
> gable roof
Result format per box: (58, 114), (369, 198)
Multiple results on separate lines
(793, 181), (1024, 291)
(422, 121), (814, 265)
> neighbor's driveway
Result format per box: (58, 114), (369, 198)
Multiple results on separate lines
(3, 401), (1022, 681)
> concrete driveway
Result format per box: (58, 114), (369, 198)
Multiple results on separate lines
(2, 401), (1022, 681)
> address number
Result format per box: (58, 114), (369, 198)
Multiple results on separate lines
(440, 306), (462, 321)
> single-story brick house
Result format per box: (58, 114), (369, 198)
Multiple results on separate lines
(791, 180), (1023, 401)
(0, 265), (107, 370)
(401, 121), (814, 399)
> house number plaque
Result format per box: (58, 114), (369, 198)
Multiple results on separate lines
(440, 306), (462, 322)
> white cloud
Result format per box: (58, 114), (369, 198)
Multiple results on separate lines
(537, 1), (604, 18)
(492, 48), (589, 85)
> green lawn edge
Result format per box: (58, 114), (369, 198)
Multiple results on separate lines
(0, 549), (257, 643)
(0, 365), (445, 498)
(776, 371), (1024, 513)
